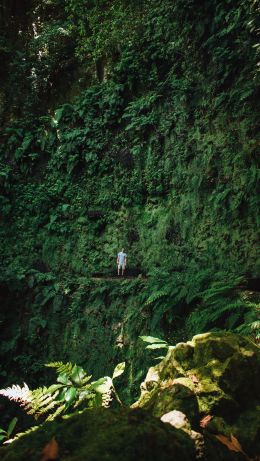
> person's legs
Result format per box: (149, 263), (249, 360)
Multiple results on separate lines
(118, 264), (121, 276)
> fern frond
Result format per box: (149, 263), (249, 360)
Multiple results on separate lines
(236, 319), (260, 338)
(145, 290), (168, 305)
(45, 362), (75, 375)
(251, 320), (260, 330)
(25, 389), (60, 419)
(81, 375), (93, 385)
(45, 403), (66, 422)
(11, 425), (39, 443)
(73, 389), (96, 408)
(0, 361), (117, 423)
(0, 383), (31, 404)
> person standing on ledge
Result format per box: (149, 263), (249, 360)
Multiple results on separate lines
(117, 248), (127, 276)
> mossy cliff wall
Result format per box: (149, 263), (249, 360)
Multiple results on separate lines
(1, 276), (173, 402)
(0, 0), (259, 409)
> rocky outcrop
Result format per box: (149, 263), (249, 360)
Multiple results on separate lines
(0, 408), (195, 461)
(133, 332), (260, 460)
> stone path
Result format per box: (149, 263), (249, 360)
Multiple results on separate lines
(91, 275), (147, 281)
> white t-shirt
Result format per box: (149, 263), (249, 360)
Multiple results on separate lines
(118, 252), (127, 265)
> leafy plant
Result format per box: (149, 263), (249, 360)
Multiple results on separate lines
(0, 0), (259, 411)
(0, 418), (18, 444)
(186, 275), (260, 339)
(139, 335), (171, 360)
(0, 362), (125, 422)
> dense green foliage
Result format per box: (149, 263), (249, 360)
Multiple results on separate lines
(0, 361), (125, 429)
(0, 0), (259, 428)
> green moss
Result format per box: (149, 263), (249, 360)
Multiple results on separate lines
(135, 332), (260, 455)
(0, 0), (259, 439)
(0, 408), (195, 461)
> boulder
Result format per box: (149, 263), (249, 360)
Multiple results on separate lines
(161, 410), (191, 431)
(134, 332), (260, 459)
(0, 408), (195, 461)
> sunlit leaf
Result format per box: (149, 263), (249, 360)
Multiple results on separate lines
(64, 387), (77, 403)
(48, 384), (63, 393)
(55, 388), (67, 402)
(92, 377), (113, 393)
(146, 343), (168, 349)
(139, 336), (167, 344)
(53, 108), (64, 124)
(112, 362), (125, 379)
(57, 374), (69, 385)
(71, 365), (86, 385)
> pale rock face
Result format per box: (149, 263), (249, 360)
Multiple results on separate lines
(161, 410), (205, 460)
(161, 409), (191, 430)
(134, 332), (260, 460)
(141, 366), (160, 391)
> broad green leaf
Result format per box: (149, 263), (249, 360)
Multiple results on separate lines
(91, 377), (106, 388)
(57, 374), (70, 385)
(53, 108), (64, 124)
(146, 343), (168, 350)
(56, 388), (67, 402)
(64, 387), (77, 403)
(92, 377), (112, 393)
(48, 384), (63, 393)
(71, 365), (86, 385)
(7, 417), (18, 437)
(112, 362), (125, 379)
(0, 434), (6, 442)
(0, 429), (7, 434)
(139, 336), (167, 344)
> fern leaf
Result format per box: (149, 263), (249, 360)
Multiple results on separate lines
(0, 383), (31, 404)
(45, 404), (66, 422)
(45, 362), (75, 375)
(23, 385), (62, 419)
(145, 290), (168, 305)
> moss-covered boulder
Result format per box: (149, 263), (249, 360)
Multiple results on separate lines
(134, 332), (260, 458)
(0, 408), (195, 461)
(1, 333), (259, 461)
